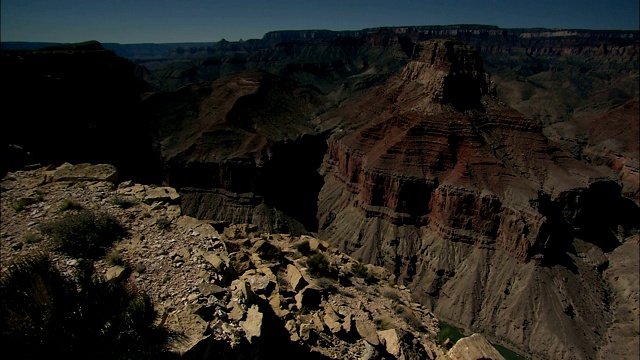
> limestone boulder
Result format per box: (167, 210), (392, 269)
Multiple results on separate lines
(443, 334), (505, 360)
(51, 163), (118, 183)
(240, 304), (263, 343)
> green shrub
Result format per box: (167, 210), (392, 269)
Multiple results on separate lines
(350, 261), (369, 278)
(315, 277), (337, 293)
(40, 210), (127, 259)
(0, 253), (178, 359)
(22, 232), (43, 245)
(111, 195), (138, 209)
(12, 197), (35, 212)
(296, 240), (311, 256)
(381, 288), (400, 301)
(105, 249), (124, 266)
(155, 216), (171, 231)
(59, 199), (83, 211)
(306, 253), (329, 278)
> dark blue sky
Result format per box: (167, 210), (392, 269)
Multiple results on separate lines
(2, 0), (638, 44)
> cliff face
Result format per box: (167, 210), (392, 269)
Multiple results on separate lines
(315, 39), (639, 359)
(144, 70), (329, 234)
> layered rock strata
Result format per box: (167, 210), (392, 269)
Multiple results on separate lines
(315, 39), (639, 359)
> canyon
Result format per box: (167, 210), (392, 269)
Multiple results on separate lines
(1, 25), (638, 359)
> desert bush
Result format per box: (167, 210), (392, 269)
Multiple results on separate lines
(392, 303), (425, 331)
(374, 315), (393, 330)
(59, 199), (83, 211)
(134, 263), (147, 274)
(296, 240), (311, 256)
(111, 195), (138, 209)
(315, 277), (337, 294)
(155, 216), (171, 231)
(40, 210), (127, 259)
(350, 261), (369, 278)
(22, 232), (43, 245)
(0, 253), (178, 359)
(306, 253), (329, 278)
(381, 288), (400, 301)
(106, 249), (124, 266)
(12, 197), (35, 211)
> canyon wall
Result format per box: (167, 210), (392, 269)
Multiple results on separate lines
(315, 39), (639, 359)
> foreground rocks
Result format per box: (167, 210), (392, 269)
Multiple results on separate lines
(1, 163), (512, 359)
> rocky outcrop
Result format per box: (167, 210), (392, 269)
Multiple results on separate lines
(5, 163), (523, 359)
(442, 333), (505, 360)
(315, 39), (639, 359)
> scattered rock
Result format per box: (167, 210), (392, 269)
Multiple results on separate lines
(105, 265), (128, 283)
(240, 304), (263, 343)
(443, 333), (505, 360)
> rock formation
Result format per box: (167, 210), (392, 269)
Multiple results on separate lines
(3, 28), (638, 360)
(1, 162), (518, 359)
(314, 39), (639, 359)
(144, 69), (329, 234)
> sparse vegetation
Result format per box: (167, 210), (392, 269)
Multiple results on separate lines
(374, 314), (393, 330)
(381, 288), (400, 300)
(315, 277), (337, 293)
(155, 216), (171, 231)
(59, 199), (83, 211)
(296, 240), (311, 256)
(22, 232), (43, 245)
(106, 249), (124, 266)
(306, 253), (329, 278)
(134, 263), (147, 274)
(111, 195), (138, 209)
(12, 197), (36, 211)
(40, 209), (127, 259)
(350, 261), (369, 279)
(0, 253), (178, 359)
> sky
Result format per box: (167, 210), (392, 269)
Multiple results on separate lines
(1, 0), (639, 44)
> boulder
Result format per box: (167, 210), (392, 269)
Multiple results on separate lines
(245, 274), (274, 295)
(240, 304), (263, 343)
(443, 333), (505, 360)
(230, 279), (254, 306)
(323, 306), (342, 334)
(227, 301), (245, 322)
(166, 309), (209, 355)
(286, 264), (308, 292)
(301, 235), (329, 252)
(355, 317), (380, 346)
(251, 240), (281, 260)
(378, 329), (401, 357)
(143, 186), (180, 204)
(105, 265), (128, 283)
(285, 319), (300, 341)
(51, 163), (118, 183)
(198, 282), (226, 297)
